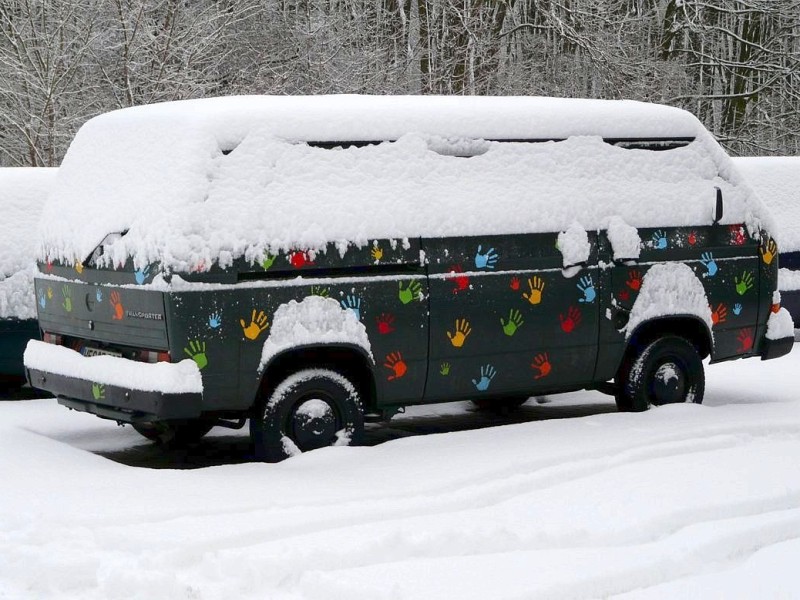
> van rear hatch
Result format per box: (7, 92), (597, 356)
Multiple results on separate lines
(33, 277), (168, 352)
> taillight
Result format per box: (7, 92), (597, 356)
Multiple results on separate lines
(137, 350), (171, 363)
(771, 302), (781, 314)
(43, 332), (62, 345)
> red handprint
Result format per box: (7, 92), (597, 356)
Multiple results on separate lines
(559, 306), (582, 333)
(710, 303), (727, 326)
(531, 353), (551, 379)
(289, 250), (314, 268)
(376, 313), (395, 335)
(447, 265), (470, 294)
(110, 291), (124, 320)
(687, 231), (697, 246)
(509, 277), (520, 291)
(384, 351), (407, 381)
(618, 289), (630, 302)
(626, 270), (642, 291)
(736, 329), (754, 353)
(729, 225), (746, 246)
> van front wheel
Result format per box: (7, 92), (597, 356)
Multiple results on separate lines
(251, 369), (364, 462)
(616, 335), (705, 412)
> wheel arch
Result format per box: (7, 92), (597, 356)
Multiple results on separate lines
(624, 315), (713, 365)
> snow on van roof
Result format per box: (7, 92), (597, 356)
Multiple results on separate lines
(1, 167), (57, 318)
(39, 95), (771, 271)
(732, 157), (800, 253)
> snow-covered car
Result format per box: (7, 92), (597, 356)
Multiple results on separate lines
(23, 96), (794, 460)
(0, 168), (57, 390)
(733, 157), (800, 332)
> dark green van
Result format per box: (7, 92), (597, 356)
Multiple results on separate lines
(24, 96), (794, 460)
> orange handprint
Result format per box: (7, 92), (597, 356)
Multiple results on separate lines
(523, 276), (545, 305)
(710, 303), (727, 326)
(760, 238), (777, 265)
(110, 291), (124, 320)
(240, 309), (269, 340)
(531, 353), (551, 379)
(384, 351), (407, 381)
(447, 318), (472, 348)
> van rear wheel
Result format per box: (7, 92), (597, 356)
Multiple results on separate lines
(616, 335), (704, 412)
(251, 368), (364, 462)
(131, 419), (214, 446)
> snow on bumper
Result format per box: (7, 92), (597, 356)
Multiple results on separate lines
(761, 307), (795, 361)
(24, 340), (203, 421)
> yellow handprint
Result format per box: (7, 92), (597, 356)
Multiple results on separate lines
(446, 318), (472, 348)
(523, 276), (545, 305)
(240, 309), (269, 340)
(371, 246), (384, 261)
(760, 238), (777, 265)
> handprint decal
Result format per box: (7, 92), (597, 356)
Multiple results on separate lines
(509, 277), (520, 291)
(577, 275), (596, 304)
(46, 287), (53, 300)
(626, 270), (642, 292)
(651, 230), (668, 250)
(261, 253), (277, 271)
(618, 289), (630, 302)
(134, 265), (151, 285)
(310, 286), (330, 297)
(531, 353), (551, 380)
(62, 285), (73, 313)
(184, 340), (208, 370)
(736, 328), (754, 353)
(501, 309), (524, 337)
(559, 306), (582, 333)
(474, 245), (499, 269)
(733, 303), (743, 316)
(371, 246), (383, 261)
(91, 383), (105, 401)
(735, 271), (754, 296)
(289, 250), (314, 268)
(398, 280), (422, 304)
(376, 313), (395, 335)
(340, 295), (362, 320)
(447, 318), (472, 348)
(710, 303), (727, 326)
(95, 288), (103, 303)
(472, 364), (497, 391)
(240, 309), (269, 340)
(110, 291), (124, 320)
(208, 312), (222, 329)
(729, 225), (746, 246)
(440, 362), (451, 376)
(687, 231), (698, 246)
(74, 262), (84, 274)
(522, 276), (545, 305)
(760, 238), (777, 265)
(384, 351), (407, 381)
(448, 265), (470, 294)
(38, 289), (46, 309)
(700, 252), (718, 278)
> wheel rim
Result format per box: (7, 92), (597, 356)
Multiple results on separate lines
(290, 396), (339, 450)
(649, 359), (687, 405)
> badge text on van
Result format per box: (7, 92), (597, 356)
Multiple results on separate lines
(125, 310), (164, 321)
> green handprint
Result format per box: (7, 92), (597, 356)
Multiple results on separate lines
(735, 271), (754, 296)
(261, 253), (277, 271)
(62, 285), (72, 313)
(398, 280), (422, 304)
(91, 383), (105, 401)
(501, 308), (524, 337)
(310, 285), (330, 297)
(440, 362), (451, 376)
(183, 340), (208, 370)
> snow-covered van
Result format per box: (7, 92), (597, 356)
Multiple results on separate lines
(733, 157), (800, 331)
(0, 168), (57, 390)
(24, 96), (794, 460)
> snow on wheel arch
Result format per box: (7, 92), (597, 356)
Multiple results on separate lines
(259, 296), (373, 373)
(624, 263), (713, 342)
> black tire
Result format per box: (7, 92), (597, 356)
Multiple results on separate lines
(131, 419), (215, 446)
(616, 335), (704, 412)
(250, 368), (364, 462)
(471, 396), (529, 413)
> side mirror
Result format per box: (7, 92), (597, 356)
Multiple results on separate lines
(713, 187), (724, 225)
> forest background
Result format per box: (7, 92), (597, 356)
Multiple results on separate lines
(2, 0), (799, 167)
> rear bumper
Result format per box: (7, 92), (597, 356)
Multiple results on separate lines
(761, 335), (794, 361)
(24, 340), (203, 422)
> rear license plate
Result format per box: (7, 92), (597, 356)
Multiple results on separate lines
(82, 346), (122, 359)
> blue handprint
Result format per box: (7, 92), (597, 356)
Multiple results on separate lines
(577, 275), (596, 304)
(208, 312), (222, 328)
(733, 303), (743, 316)
(134, 265), (151, 285)
(340, 295), (362, 320)
(95, 288), (103, 303)
(700, 252), (718, 278)
(38, 289), (46, 309)
(472, 364), (497, 392)
(651, 230), (668, 250)
(474, 245), (499, 270)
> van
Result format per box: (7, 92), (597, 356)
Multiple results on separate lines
(24, 96), (794, 461)
(0, 167), (57, 391)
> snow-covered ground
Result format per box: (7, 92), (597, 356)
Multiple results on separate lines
(2, 347), (799, 599)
